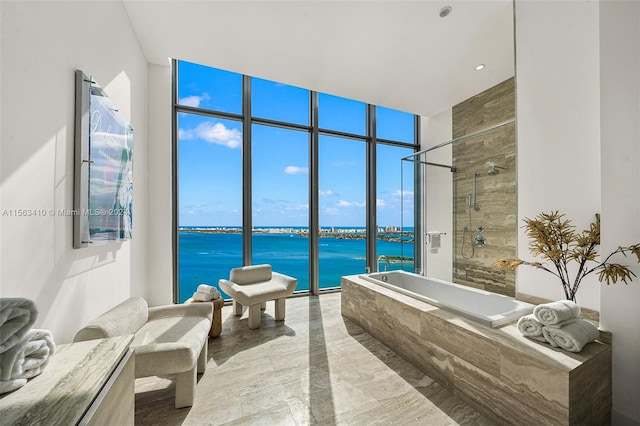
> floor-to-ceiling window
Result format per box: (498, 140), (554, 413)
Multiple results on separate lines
(376, 143), (416, 272)
(375, 106), (417, 272)
(176, 63), (244, 301)
(250, 78), (311, 292)
(317, 94), (368, 289)
(174, 59), (418, 302)
(252, 124), (310, 291)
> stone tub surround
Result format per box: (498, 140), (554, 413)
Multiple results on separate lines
(341, 275), (612, 425)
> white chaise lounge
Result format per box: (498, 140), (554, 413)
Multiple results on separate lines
(219, 264), (297, 329)
(74, 297), (212, 408)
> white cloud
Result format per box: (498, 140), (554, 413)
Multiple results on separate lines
(393, 189), (414, 198)
(185, 203), (207, 209)
(377, 199), (386, 207)
(284, 166), (309, 175)
(320, 190), (334, 197)
(179, 93), (210, 108)
(182, 203), (207, 215)
(324, 207), (338, 215)
(285, 204), (309, 212)
(179, 122), (241, 148)
(337, 200), (365, 208)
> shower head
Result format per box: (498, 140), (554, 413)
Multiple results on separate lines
(486, 162), (508, 175)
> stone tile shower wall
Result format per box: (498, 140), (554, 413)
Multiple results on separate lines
(452, 78), (516, 296)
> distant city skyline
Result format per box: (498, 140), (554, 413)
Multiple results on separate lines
(178, 225), (412, 232)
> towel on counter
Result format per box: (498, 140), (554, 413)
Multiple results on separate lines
(0, 329), (55, 394)
(542, 319), (600, 352)
(197, 284), (221, 300)
(543, 317), (579, 329)
(517, 314), (546, 342)
(0, 298), (38, 353)
(533, 300), (580, 326)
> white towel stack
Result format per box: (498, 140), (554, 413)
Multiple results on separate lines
(0, 298), (56, 395)
(517, 300), (599, 353)
(192, 284), (221, 302)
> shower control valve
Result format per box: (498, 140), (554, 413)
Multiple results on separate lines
(473, 235), (487, 248)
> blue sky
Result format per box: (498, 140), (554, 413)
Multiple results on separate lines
(177, 60), (414, 228)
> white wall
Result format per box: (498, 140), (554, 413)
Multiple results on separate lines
(421, 111), (454, 281)
(0, 1), (148, 344)
(515, 0), (602, 310)
(517, 0), (640, 423)
(147, 63), (174, 306)
(599, 1), (640, 423)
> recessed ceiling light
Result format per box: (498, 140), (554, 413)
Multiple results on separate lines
(439, 6), (452, 18)
(475, 64), (486, 71)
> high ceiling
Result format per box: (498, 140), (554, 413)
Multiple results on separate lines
(122, 0), (514, 117)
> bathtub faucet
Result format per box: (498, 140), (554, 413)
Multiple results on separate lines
(377, 255), (390, 272)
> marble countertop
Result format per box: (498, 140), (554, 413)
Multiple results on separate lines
(0, 335), (133, 425)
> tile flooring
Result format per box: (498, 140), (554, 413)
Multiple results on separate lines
(134, 293), (493, 425)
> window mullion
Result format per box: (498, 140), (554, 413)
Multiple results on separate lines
(171, 59), (179, 303)
(242, 75), (252, 266)
(413, 114), (422, 274)
(310, 91), (319, 294)
(366, 104), (377, 272)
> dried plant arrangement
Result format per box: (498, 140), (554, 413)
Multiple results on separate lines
(494, 211), (640, 302)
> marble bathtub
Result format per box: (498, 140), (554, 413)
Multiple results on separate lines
(359, 271), (534, 327)
(342, 274), (612, 425)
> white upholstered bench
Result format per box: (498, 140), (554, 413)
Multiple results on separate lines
(219, 264), (297, 329)
(74, 297), (212, 408)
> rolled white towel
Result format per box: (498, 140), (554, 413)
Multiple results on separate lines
(543, 317), (579, 329)
(517, 314), (547, 343)
(0, 329), (55, 394)
(542, 319), (600, 353)
(517, 314), (543, 336)
(197, 284), (221, 300)
(211, 289), (220, 300)
(533, 300), (580, 326)
(193, 291), (213, 302)
(0, 329), (55, 381)
(0, 378), (27, 395)
(0, 298), (38, 353)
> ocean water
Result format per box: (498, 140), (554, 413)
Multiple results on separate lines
(178, 229), (414, 302)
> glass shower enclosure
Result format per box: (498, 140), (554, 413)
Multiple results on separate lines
(402, 119), (517, 297)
